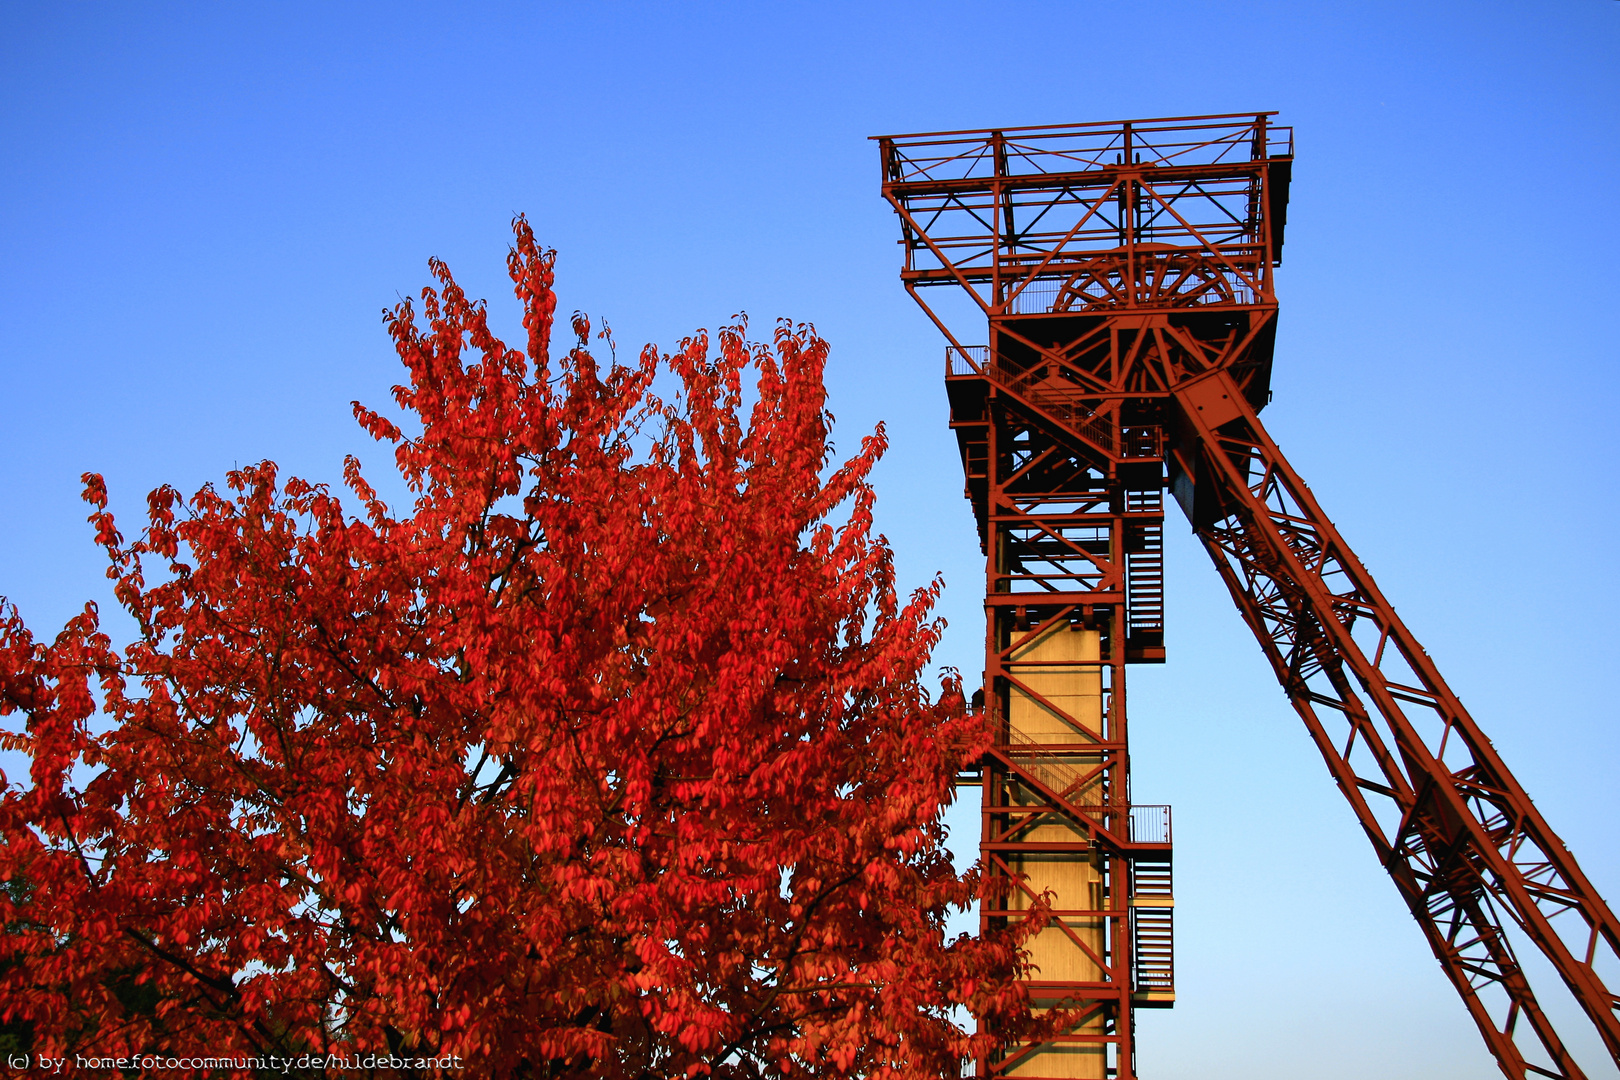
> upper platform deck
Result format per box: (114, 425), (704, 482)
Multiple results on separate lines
(875, 114), (1293, 316)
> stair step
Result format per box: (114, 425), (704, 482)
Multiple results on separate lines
(1132, 858), (1175, 1003)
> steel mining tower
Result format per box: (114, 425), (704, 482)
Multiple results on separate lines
(875, 114), (1620, 1080)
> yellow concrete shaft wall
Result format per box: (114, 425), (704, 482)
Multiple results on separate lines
(1003, 624), (1108, 1079)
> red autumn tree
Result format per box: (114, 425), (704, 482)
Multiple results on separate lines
(0, 220), (1046, 1078)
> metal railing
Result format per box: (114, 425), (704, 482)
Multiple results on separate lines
(946, 351), (1172, 459)
(998, 728), (1172, 846)
(987, 363), (1116, 452)
(1129, 804), (1171, 846)
(943, 348), (1166, 462)
(997, 268), (1261, 313)
(878, 114), (1293, 185)
(945, 344), (989, 375)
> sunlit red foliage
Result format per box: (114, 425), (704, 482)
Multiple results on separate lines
(0, 220), (1046, 1077)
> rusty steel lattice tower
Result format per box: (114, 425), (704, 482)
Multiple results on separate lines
(875, 114), (1620, 1080)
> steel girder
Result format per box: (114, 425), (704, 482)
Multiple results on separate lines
(1170, 369), (1620, 1079)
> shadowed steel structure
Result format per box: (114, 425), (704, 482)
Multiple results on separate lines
(874, 114), (1620, 1080)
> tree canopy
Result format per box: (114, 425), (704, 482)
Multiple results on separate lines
(0, 220), (1045, 1078)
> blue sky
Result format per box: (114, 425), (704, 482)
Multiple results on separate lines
(3, 3), (1618, 1076)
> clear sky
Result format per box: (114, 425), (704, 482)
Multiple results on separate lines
(3, 3), (1618, 1077)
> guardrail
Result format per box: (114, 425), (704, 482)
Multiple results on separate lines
(1129, 804), (1171, 846)
(946, 344), (990, 375)
(998, 729), (1172, 845)
(878, 115), (1293, 186)
(945, 349), (1163, 461)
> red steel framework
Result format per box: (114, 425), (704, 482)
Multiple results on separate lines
(873, 114), (1620, 1080)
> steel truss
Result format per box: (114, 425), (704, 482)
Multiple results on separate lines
(1173, 369), (1620, 1078)
(876, 114), (1620, 1079)
(964, 400), (1173, 1077)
